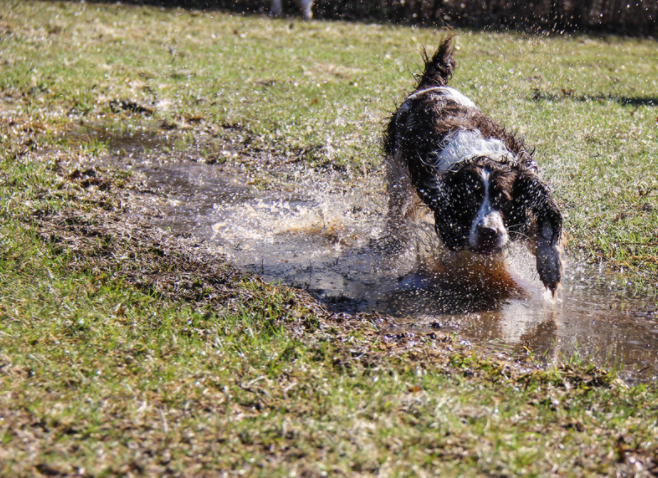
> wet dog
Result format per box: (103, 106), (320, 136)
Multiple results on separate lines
(384, 37), (564, 296)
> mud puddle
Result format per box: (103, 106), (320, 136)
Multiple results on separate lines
(119, 152), (657, 382)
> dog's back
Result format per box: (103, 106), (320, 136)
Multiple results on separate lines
(385, 38), (535, 208)
(384, 37), (462, 248)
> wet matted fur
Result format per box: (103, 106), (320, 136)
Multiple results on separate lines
(384, 36), (565, 296)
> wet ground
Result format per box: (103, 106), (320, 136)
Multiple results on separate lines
(88, 129), (658, 382)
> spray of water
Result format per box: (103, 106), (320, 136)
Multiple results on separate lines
(124, 154), (658, 382)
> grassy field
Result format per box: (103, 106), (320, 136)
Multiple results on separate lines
(1, 1), (658, 476)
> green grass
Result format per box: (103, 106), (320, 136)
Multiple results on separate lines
(1, 223), (658, 476)
(2, 1), (658, 279)
(1, 1), (658, 476)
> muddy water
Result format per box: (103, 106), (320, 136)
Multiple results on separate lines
(124, 155), (657, 382)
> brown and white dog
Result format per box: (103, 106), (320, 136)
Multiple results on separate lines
(384, 37), (564, 296)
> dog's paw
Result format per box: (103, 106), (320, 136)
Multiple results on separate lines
(536, 237), (562, 296)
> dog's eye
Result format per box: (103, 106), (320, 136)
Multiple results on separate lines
(468, 179), (484, 196)
(443, 171), (484, 211)
(454, 179), (484, 209)
(460, 174), (483, 194)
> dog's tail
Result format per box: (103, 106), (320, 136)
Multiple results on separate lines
(416, 36), (456, 89)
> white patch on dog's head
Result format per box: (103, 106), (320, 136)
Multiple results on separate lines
(432, 130), (514, 172)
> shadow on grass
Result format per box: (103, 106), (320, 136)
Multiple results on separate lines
(530, 90), (658, 107)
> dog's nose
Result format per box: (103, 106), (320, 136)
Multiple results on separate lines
(477, 226), (499, 247)
(469, 211), (508, 254)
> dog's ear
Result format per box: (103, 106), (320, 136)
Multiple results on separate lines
(513, 172), (564, 296)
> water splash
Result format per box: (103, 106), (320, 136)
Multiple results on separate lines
(122, 153), (657, 382)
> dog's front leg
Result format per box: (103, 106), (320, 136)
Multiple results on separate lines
(514, 174), (564, 296)
(536, 219), (563, 297)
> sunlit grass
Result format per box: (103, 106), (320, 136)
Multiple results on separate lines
(1, 1), (658, 476)
(2, 1), (657, 280)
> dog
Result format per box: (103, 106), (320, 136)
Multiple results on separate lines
(384, 36), (564, 297)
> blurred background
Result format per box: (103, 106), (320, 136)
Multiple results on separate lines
(76, 0), (658, 35)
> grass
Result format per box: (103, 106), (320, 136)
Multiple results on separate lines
(2, 1), (658, 280)
(1, 1), (658, 476)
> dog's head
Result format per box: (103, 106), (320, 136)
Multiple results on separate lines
(431, 158), (515, 254)
(431, 157), (558, 253)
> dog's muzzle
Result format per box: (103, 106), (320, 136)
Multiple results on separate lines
(469, 211), (508, 255)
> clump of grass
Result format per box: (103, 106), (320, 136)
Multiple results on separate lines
(1, 1), (658, 476)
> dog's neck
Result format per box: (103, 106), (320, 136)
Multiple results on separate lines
(396, 87), (520, 172)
